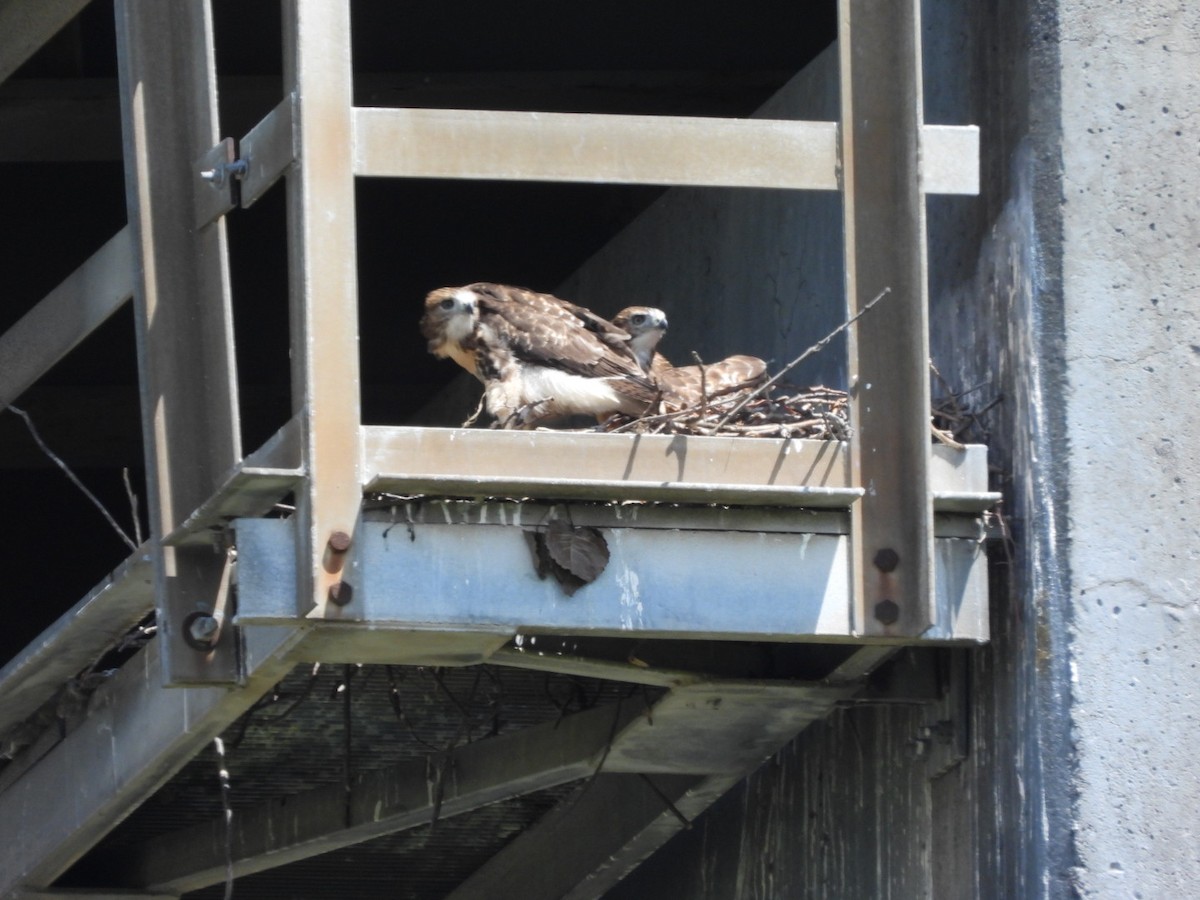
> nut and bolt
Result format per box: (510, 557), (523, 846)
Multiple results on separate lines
(183, 611), (221, 651)
(328, 531), (352, 553)
(873, 547), (900, 573)
(327, 581), (353, 606)
(874, 599), (900, 625)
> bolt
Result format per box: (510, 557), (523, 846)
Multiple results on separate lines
(199, 168), (221, 183)
(327, 581), (353, 606)
(874, 598), (900, 625)
(873, 548), (900, 572)
(328, 531), (352, 553)
(182, 611), (221, 651)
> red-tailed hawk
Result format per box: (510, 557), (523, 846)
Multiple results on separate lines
(421, 283), (658, 428)
(611, 306), (769, 412)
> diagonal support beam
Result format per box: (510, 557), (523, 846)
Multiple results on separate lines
(448, 680), (856, 899)
(0, 628), (304, 897)
(0, 227), (133, 411)
(112, 702), (641, 892)
(0, 0), (92, 85)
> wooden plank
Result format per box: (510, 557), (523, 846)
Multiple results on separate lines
(0, 545), (152, 738)
(115, 0), (241, 683)
(283, 0), (363, 619)
(364, 426), (858, 509)
(0, 0), (91, 85)
(0, 227), (133, 410)
(0, 630), (304, 897)
(839, 0), (935, 637)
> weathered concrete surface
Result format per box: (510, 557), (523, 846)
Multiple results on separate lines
(1058, 2), (1200, 895)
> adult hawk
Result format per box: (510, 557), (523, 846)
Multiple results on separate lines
(610, 306), (769, 412)
(421, 283), (658, 428)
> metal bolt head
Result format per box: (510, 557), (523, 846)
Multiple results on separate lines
(328, 531), (352, 553)
(874, 599), (900, 625)
(327, 581), (353, 606)
(873, 547), (900, 573)
(182, 611), (220, 651)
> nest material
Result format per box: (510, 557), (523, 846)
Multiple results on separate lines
(600, 384), (851, 439)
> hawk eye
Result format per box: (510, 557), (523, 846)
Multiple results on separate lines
(631, 314), (646, 325)
(439, 297), (456, 310)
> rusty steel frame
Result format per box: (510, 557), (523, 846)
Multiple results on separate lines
(839, 0), (937, 638)
(115, 0), (242, 684)
(282, 0), (363, 622)
(353, 107), (979, 195)
(0, 0), (985, 892)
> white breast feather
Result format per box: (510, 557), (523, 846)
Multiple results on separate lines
(522, 368), (628, 415)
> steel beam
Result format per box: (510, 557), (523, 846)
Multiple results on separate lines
(352, 107), (979, 195)
(0, 544), (152, 738)
(282, 0), (363, 619)
(364, 426), (858, 508)
(839, 0), (936, 637)
(115, 0), (242, 684)
(0, 227), (133, 410)
(447, 680), (854, 899)
(0, 0), (91, 85)
(112, 702), (643, 892)
(447, 773), (725, 900)
(234, 517), (855, 640)
(0, 629), (304, 897)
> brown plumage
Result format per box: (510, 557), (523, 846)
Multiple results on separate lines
(610, 305), (768, 412)
(421, 283), (657, 428)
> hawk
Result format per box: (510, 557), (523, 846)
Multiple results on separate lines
(421, 283), (658, 428)
(611, 306), (769, 412)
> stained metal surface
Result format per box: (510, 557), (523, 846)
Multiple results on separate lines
(235, 517), (855, 640)
(0, 630), (304, 897)
(365, 426), (857, 508)
(283, 0), (363, 620)
(235, 514), (990, 643)
(0, 543), (152, 737)
(0, 227), (133, 410)
(354, 107), (839, 189)
(238, 93), (296, 208)
(352, 107), (979, 194)
(839, 0), (936, 637)
(117, 703), (640, 892)
(116, 0), (242, 684)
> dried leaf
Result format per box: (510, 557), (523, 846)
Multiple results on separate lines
(525, 528), (588, 596)
(543, 520), (610, 586)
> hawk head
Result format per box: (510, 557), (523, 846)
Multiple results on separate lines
(610, 306), (669, 372)
(421, 286), (483, 377)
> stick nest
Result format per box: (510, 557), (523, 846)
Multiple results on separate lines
(600, 385), (852, 439)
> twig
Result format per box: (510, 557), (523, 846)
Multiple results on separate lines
(714, 286), (892, 430)
(6, 405), (137, 552)
(690, 351), (709, 419)
(122, 467), (143, 546)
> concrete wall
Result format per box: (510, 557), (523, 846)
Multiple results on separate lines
(1058, 2), (1200, 895)
(574, 0), (1106, 895)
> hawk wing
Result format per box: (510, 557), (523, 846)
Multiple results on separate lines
(657, 355), (768, 411)
(467, 283), (657, 407)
